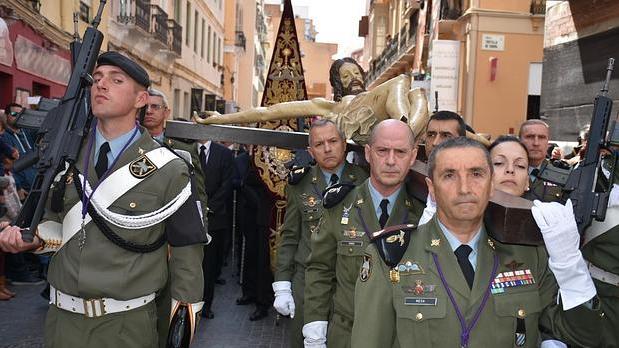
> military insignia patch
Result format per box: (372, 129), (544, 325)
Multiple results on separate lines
(129, 155), (157, 179)
(396, 260), (424, 275)
(343, 227), (365, 239)
(491, 269), (536, 294)
(301, 194), (320, 208)
(431, 239), (441, 247)
(360, 254), (371, 282)
(402, 280), (435, 295)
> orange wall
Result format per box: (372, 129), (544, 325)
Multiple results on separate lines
(479, 0), (531, 13)
(472, 31), (544, 138)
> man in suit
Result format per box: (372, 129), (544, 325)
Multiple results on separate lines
(351, 137), (602, 347)
(199, 135), (235, 317)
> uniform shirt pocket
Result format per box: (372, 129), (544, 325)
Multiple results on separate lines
(493, 290), (543, 347)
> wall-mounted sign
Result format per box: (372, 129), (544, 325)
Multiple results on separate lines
(482, 34), (505, 51)
(430, 40), (460, 112)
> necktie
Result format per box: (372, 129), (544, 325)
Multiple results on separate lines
(329, 173), (339, 186)
(455, 245), (475, 289)
(378, 199), (389, 228)
(199, 145), (208, 173)
(95, 142), (110, 179)
(530, 168), (540, 182)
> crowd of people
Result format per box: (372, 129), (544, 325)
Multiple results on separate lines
(0, 52), (617, 348)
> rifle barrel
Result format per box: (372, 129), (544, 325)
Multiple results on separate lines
(601, 58), (615, 96)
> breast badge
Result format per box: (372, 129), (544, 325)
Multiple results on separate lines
(360, 255), (371, 282)
(129, 155), (157, 178)
(491, 269), (536, 294)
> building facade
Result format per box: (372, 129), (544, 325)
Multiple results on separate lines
(541, 0), (619, 140)
(360, 0), (546, 139)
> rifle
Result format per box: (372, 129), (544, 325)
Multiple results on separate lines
(539, 58), (616, 234)
(13, 1), (107, 242)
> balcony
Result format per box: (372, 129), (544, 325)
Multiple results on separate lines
(167, 19), (182, 56)
(531, 0), (546, 15)
(235, 30), (247, 51)
(366, 23), (417, 89)
(117, 0), (150, 34)
(150, 5), (168, 46)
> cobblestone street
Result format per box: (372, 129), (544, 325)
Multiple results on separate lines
(0, 263), (290, 348)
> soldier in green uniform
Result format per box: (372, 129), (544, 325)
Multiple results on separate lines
(272, 119), (367, 347)
(303, 119), (425, 348)
(0, 52), (206, 347)
(352, 137), (603, 348)
(519, 120), (563, 202)
(582, 152), (619, 347)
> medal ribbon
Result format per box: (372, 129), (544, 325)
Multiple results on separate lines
(80, 120), (140, 219)
(431, 252), (499, 348)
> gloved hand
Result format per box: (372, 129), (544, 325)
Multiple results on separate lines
(609, 183), (619, 207)
(272, 281), (295, 318)
(531, 199), (597, 310)
(419, 194), (436, 225)
(540, 340), (568, 348)
(303, 321), (328, 348)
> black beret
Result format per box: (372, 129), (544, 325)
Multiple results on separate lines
(96, 51), (150, 88)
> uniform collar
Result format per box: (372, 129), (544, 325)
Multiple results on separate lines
(320, 162), (345, 185)
(437, 218), (482, 270)
(367, 179), (401, 218)
(94, 125), (140, 162)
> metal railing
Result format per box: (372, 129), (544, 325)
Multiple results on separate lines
(366, 23), (417, 86)
(531, 0), (546, 15)
(235, 30), (247, 50)
(150, 4), (168, 45)
(167, 19), (182, 55)
(117, 0), (150, 34)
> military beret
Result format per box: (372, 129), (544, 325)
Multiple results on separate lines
(96, 51), (150, 88)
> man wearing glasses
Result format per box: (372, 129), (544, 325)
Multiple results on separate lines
(303, 119), (425, 347)
(143, 89), (171, 143)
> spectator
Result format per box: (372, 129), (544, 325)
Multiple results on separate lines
(2, 103), (36, 197)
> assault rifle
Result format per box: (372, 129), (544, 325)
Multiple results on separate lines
(13, 1), (106, 242)
(539, 58), (616, 234)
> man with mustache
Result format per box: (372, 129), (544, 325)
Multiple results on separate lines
(302, 119), (424, 348)
(273, 119), (367, 347)
(0, 52), (207, 347)
(351, 137), (602, 347)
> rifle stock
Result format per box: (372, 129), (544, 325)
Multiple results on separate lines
(13, 3), (106, 242)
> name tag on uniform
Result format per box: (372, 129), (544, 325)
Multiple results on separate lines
(404, 297), (437, 306)
(339, 240), (363, 247)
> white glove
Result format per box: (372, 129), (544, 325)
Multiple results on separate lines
(540, 340), (568, 348)
(609, 183), (619, 207)
(419, 194), (436, 225)
(531, 199), (597, 310)
(272, 281), (295, 318)
(303, 321), (328, 348)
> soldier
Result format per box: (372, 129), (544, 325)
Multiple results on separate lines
(422, 110), (466, 160)
(519, 119), (563, 202)
(144, 88), (171, 143)
(272, 119), (367, 347)
(0, 52), (206, 347)
(302, 119), (425, 347)
(351, 137), (603, 347)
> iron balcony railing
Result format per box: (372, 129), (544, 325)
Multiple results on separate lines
(167, 19), (182, 55)
(150, 4), (168, 45)
(117, 0), (150, 34)
(366, 23), (417, 86)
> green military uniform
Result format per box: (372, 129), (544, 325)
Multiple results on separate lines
(582, 155), (619, 347)
(153, 137), (210, 348)
(275, 163), (367, 347)
(523, 160), (564, 202)
(351, 216), (603, 348)
(38, 130), (204, 347)
(304, 180), (424, 348)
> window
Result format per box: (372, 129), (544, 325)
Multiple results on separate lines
(218, 36), (222, 64)
(212, 33), (216, 64)
(207, 26), (211, 63)
(173, 89), (181, 118)
(183, 91), (190, 118)
(201, 19), (205, 58)
(79, 0), (90, 22)
(174, 0), (181, 22)
(185, 2), (191, 46)
(235, 4), (243, 32)
(194, 11), (199, 53)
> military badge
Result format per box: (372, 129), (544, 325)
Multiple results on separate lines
(341, 203), (353, 225)
(129, 155), (157, 178)
(301, 194), (319, 207)
(402, 280), (435, 295)
(491, 269), (536, 294)
(343, 227), (365, 239)
(386, 230), (405, 246)
(389, 269), (400, 284)
(430, 239), (441, 247)
(360, 255), (371, 282)
(396, 260), (424, 275)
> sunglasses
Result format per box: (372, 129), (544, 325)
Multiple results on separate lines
(8, 111), (19, 117)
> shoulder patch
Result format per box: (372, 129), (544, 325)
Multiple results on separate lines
(370, 224), (417, 268)
(322, 183), (355, 208)
(288, 166), (310, 185)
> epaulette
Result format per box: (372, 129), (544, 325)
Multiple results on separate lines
(288, 166), (310, 185)
(322, 183), (355, 208)
(369, 224), (417, 269)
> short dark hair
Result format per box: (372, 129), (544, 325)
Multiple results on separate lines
(489, 135), (528, 154)
(308, 118), (345, 146)
(4, 103), (22, 113)
(428, 136), (492, 180)
(428, 111), (466, 136)
(329, 57), (365, 102)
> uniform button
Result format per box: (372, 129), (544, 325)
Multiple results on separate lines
(517, 309), (526, 318)
(129, 202), (137, 208)
(348, 248), (353, 253)
(415, 313), (423, 321)
(309, 215), (313, 219)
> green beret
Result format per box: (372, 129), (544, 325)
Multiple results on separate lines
(96, 51), (150, 88)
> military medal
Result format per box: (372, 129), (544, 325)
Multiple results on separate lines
(491, 269), (536, 294)
(343, 227), (364, 239)
(341, 203), (353, 225)
(389, 268), (400, 284)
(360, 255), (371, 282)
